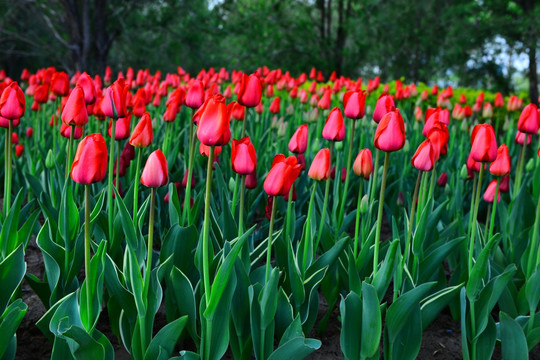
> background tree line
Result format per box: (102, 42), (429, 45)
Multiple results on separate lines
(0, 0), (538, 102)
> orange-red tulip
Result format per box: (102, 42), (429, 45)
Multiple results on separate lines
(353, 148), (373, 179)
(288, 124), (308, 154)
(308, 148), (331, 181)
(129, 112), (153, 148)
(489, 144), (511, 177)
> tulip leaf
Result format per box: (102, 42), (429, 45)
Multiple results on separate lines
(144, 316), (188, 360)
(372, 239), (399, 299)
(0, 299), (27, 358)
(466, 234), (501, 300)
(500, 312), (528, 360)
(80, 240), (107, 332)
(0, 245), (26, 315)
(361, 282), (381, 358)
(58, 183), (79, 252)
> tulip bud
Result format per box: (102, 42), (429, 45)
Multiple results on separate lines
(15, 144), (24, 157)
(460, 164), (469, 179)
(437, 172), (448, 187)
(335, 141), (343, 151)
(46, 149), (55, 169)
(526, 158), (535, 172)
(228, 177), (236, 192)
(360, 194), (369, 213)
(397, 192), (405, 206)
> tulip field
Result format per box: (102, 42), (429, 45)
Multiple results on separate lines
(1, 66), (540, 360)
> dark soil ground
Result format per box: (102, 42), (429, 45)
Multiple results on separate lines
(16, 236), (540, 359)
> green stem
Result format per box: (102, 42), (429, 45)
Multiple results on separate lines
(182, 114), (196, 226)
(303, 182), (318, 274)
(314, 144), (333, 252)
(65, 125), (75, 180)
(487, 178), (500, 244)
(202, 146), (215, 303)
(107, 118), (116, 240)
(370, 149), (380, 203)
(142, 188), (156, 298)
(373, 152), (390, 278)
(84, 184), (91, 329)
(338, 119), (356, 227)
(530, 190), (540, 277)
(238, 176), (246, 237)
(466, 173), (478, 239)
(353, 178), (363, 259)
(514, 141), (528, 197)
(265, 196), (277, 284)
(468, 165), (484, 276)
(404, 171), (422, 266)
(133, 148), (142, 227)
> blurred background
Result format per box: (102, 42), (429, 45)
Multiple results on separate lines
(0, 0), (538, 101)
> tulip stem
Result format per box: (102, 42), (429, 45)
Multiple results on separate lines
(353, 178), (363, 259)
(265, 196), (277, 284)
(514, 141), (527, 197)
(466, 173), (478, 240)
(142, 188), (155, 302)
(133, 147), (142, 227)
(241, 115), (247, 138)
(338, 119), (356, 228)
(238, 176), (246, 237)
(528, 189), (540, 278)
(65, 125), (75, 180)
(373, 152), (389, 278)
(303, 182), (318, 274)
(487, 178), (500, 244)
(468, 165), (484, 276)
(315, 143), (334, 253)
(107, 118), (116, 241)
(84, 184), (91, 330)
(370, 149), (380, 203)
(404, 171), (422, 266)
(202, 146), (215, 304)
(182, 113), (196, 226)
(3, 121), (13, 215)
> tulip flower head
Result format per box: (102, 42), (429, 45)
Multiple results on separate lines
(517, 103), (539, 134)
(289, 124), (308, 154)
(0, 82), (25, 120)
(343, 90), (366, 119)
(374, 109), (406, 153)
(237, 73), (262, 107)
(483, 180), (501, 203)
(411, 139), (435, 171)
(231, 137), (257, 175)
(470, 124), (497, 163)
(141, 149), (169, 187)
(372, 94), (395, 123)
(129, 112), (153, 148)
(62, 86), (88, 127)
(308, 148), (331, 181)
(195, 94), (234, 146)
(489, 144), (511, 177)
(71, 133), (108, 184)
(264, 154), (302, 196)
(322, 107), (345, 141)
(353, 148), (373, 179)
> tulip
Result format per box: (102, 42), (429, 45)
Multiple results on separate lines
(322, 107), (345, 141)
(515, 131), (532, 145)
(163, 103), (178, 122)
(26, 127), (33, 138)
(411, 140), (435, 172)
(237, 73), (262, 107)
(289, 124), (308, 154)
(141, 149), (169, 188)
(76, 72), (96, 104)
(62, 86), (88, 127)
(130, 113), (153, 148)
(353, 149), (373, 180)
(483, 180), (501, 203)
(0, 82), (25, 121)
(264, 155), (302, 197)
(51, 72), (70, 97)
(517, 103), (539, 134)
(494, 93), (504, 107)
(245, 172), (257, 189)
(108, 114), (131, 140)
(71, 133), (108, 184)
(185, 80), (205, 109)
(195, 94), (234, 146)
(15, 144), (24, 157)
(437, 172), (448, 187)
(372, 94), (395, 123)
(231, 103), (245, 121)
(374, 109), (406, 153)
(231, 137), (257, 175)
(101, 78), (128, 118)
(308, 148), (331, 181)
(470, 124), (497, 163)
(343, 90), (366, 119)
(317, 89), (331, 110)
(489, 144), (511, 177)
(269, 97), (281, 114)
(60, 123), (83, 139)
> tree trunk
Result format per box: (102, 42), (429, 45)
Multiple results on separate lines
(529, 45), (538, 105)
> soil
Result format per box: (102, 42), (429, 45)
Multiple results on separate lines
(16, 236), (540, 360)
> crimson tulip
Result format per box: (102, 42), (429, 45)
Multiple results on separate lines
(353, 148), (373, 179)
(470, 124), (497, 162)
(129, 112), (153, 148)
(231, 137), (257, 175)
(70, 133), (108, 184)
(0, 82), (25, 120)
(269, 97), (281, 114)
(308, 148), (331, 181)
(141, 149), (169, 187)
(102, 79), (128, 118)
(288, 124), (308, 154)
(343, 90), (366, 119)
(411, 139), (435, 171)
(483, 180), (501, 203)
(237, 73), (262, 107)
(322, 107), (345, 141)
(264, 154), (302, 196)
(76, 72), (96, 104)
(60, 123), (83, 139)
(62, 85), (88, 126)
(374, 109), (406, 152)
(108, 113), (131, 140)
(517, 103), (539, 134)
(185, 80), (205, 109)
(372, 94), (395, 123)
(195, 94), (234, 146)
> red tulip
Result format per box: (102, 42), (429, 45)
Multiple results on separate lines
(231, 103), (245, 121)
(517, 103), (539, 134)
(411, 140), (435, 171)
(308, 148), (331, 181)
(195, 94), (234, 146)
(75, 72), (96, 105)
(269, 97), (281, 114)
(470, 124), (497, 162)
(26, 127), (33, 138)
(60, 123), (83, 139)
(245, 172), (257, 189)
(15, 144), (24, 157)
(343, 90), (366, 119)
(51, 72), (70, 97)
(70, 133), (108, 184)
(140, 149), (169, 187)
(317, 89), (331, 110)
(437, 172), (448, 187)
(0, 82), (25, 120)
(199, 143), (222, 157)
(34, 84), (49, 105)
(185, 80), (205, 109)
(163, 103), (178, 122)
(264, 154), (302, 196)
(102, 79), (128, 118)
(288, 124), (308, 154)
(322, 107), (345, 141)
(427, 124), (449, 160)
(62, 86), (88, 126)
(500, 176), (510, 192)
(483, 180), (501, 203)
(108, 113), (131, 140)
(238, 73), (262, 107)
(374, 109), (406, 152)
(459, 94), (467, 104)
(12, 132), (19, 144)
(372, 94), (395, 123)
(515, 131), (532, 145)
(129, 112), (153, 148)
(353, 148), (373, 179)
(231, 137), (257, 175)
(182, 168), (196, 188)
(494, 93), (504, 108)
(489, 144), (511, 177)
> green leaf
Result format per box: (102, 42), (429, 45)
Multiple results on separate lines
(466, 234), (501, 300)
(267, 337), (321, 360)
(114, 186), (142, 257)
(144, 316), (188, 360)
(361, 282), (381, 358)
(260, 268), (280, 329)
(500, 312), (528, 360)
(89, 190), (106, 225)
(372, 239), (399, 299)
(168, 183), (181, 227)
(525, 269), (540, 312)
(420, 284), (463, 330)
(58, 183), (79, 252)
(80, 240), (107, 332)
(0, 190), (24, 256)
(169, 267), (198, 341)
(0, 299), (27, 358)
(0, 245), (26, 315)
